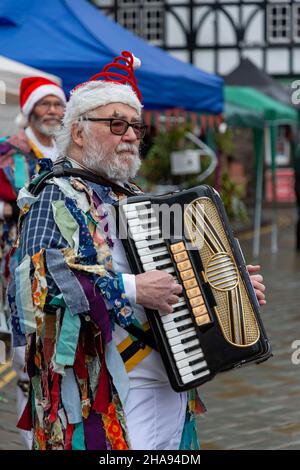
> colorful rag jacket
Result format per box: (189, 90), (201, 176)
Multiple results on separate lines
(8, 159), (205, 450)
(0, 131), (44, 306)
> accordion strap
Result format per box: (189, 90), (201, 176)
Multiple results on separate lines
(29, 164), (140, 197)
(124, 323), (157, 351)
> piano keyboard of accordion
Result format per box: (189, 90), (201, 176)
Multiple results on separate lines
(116, 185), (272, 392)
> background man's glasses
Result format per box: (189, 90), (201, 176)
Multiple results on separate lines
(35, 101), (65, 111)
(82, 117), (147, 139)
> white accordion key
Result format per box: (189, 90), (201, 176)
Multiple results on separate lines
(181, 369), (210, 384)
(128, 217), (158, 229)
(174, 347), (203, 362)
(160, 308), (189, 324)
(171, 338), (201, 355)
(140, 250), (169, 264)
(130, 223), (159, 236)
(143, 259), (173, 271)
(176, 352), (204, 370)
(172, 299), (186, 309)
(123, 208), (154, 220)
(122, 201), (151, 211)
(168, 329), (197, 347)
(131, 229), (161, 242)
(165, 320), (194, 336)
(135, 239), (165, 250)
(179, 360), (208, 376)
(162, 312), (190, 328)
(138, 244), (168, 257)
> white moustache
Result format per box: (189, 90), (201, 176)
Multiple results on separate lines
(116, 143), (139, 155)
(42, 118), (61, 124)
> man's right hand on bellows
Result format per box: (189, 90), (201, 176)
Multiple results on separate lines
(136, 270), (183, 314)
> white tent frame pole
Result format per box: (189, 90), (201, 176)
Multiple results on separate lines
(253, 125), (278, 257)
(185, 131), (218, 182)
(252, 127), (265, 258)
(270, 125), (278, 254)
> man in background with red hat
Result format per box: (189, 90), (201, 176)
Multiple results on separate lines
(0, 76), (66, 449)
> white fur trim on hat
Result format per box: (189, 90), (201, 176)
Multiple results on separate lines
(63, 81), (142, 127)
(22, 84), (66, 118)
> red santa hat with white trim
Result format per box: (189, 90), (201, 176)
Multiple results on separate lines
(16, 76), (66, 127)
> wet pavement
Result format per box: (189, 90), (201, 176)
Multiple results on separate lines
(198, 208), (300, 450)
(0, 208), (299, 450)
(0, 367), (23, 450)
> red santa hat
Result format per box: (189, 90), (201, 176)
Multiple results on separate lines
(17, 76), (66, 127)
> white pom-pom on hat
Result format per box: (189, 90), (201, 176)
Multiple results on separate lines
(132, 54), (141, 70)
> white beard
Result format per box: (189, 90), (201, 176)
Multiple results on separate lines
(31, 114), (61, 137)
(82, 139), (141, 182)
(38, 122), (61, 137)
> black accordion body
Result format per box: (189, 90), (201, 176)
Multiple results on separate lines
(116, 185), (272, 392)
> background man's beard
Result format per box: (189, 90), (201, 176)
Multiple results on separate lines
(30, 114), (61, 137)
(82, 139), (141, 182)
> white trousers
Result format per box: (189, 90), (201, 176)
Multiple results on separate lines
(13, 346), (32, 449)
(124, 384), (187, 450)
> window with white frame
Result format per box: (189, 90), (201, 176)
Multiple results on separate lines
(117, 0), (164, 45)
(293, 2), (300, 41)
(267, 3), (291, 43)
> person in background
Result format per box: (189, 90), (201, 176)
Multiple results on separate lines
(0, 76), (66, 448)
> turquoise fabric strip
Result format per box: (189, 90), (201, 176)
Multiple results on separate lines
(71, 422), (86, 450)
(15, 254), (36, 334)
(14, 153), (28, 189)
(51, 295), (81, 366)
(179, 413), (200, 450)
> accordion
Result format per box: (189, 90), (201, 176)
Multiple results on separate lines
(116, 185), (272, 392)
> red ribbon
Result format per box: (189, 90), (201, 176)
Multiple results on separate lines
(74, 339), (88, 380)
(65, 423), (75, 450)
(49, 373), (60, 423)
(17, 397), (32, 431)
(92, 359), (110, 414)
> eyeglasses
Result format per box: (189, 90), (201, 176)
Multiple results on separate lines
(35, 101), (65, 111)
(82, 117), (147, 139)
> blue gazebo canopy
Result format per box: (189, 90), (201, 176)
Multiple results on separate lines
(0, 0), (223, 113)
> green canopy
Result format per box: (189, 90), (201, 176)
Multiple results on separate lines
(225, 101), (264, 129)
(224, 86), (299, 257)
(225, 86), (298, 126)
